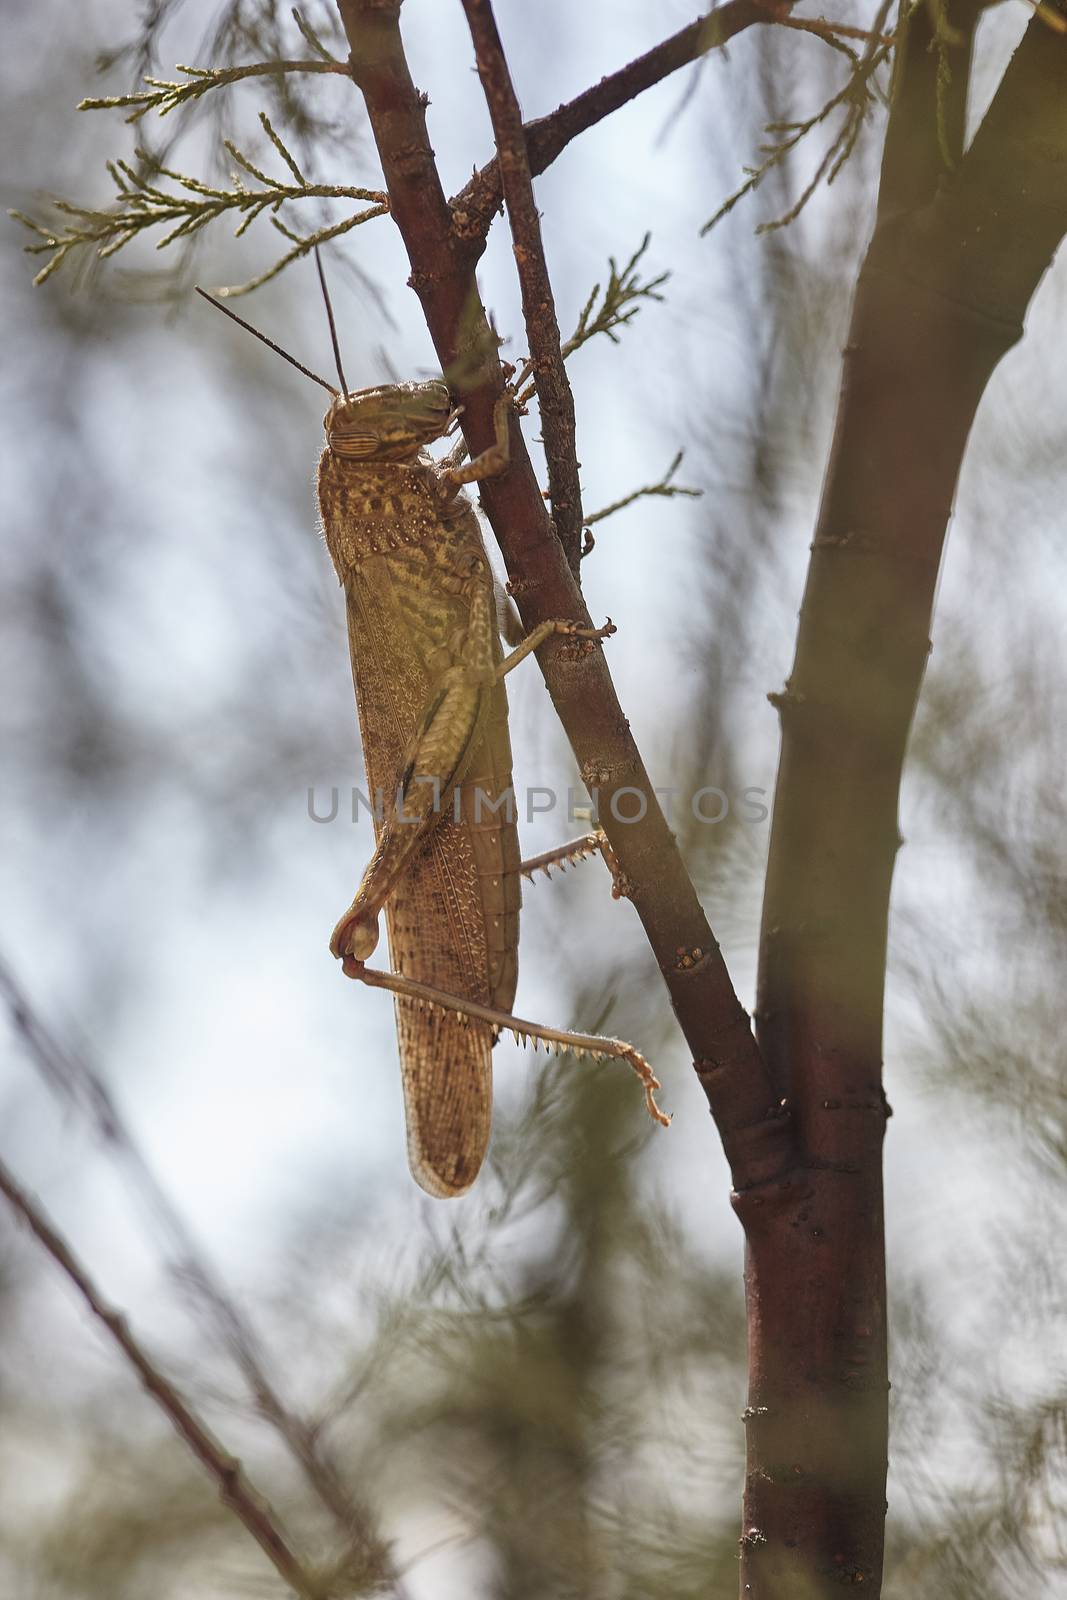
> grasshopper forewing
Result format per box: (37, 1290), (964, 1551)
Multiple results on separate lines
(197, 284), (667, 1199)
(319, 381), (522, 1197)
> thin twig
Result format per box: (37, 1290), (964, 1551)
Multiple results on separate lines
(585, 451), (702, 527)
(779, 15), (895, 48)
(0, 1156), (319, 1598)
(215, 203), (389, 296)
(512, 235), (668, 406)
(450, 0), (793, 243)
(12, 112), (388, 288)
(79, 58), (349, 123)
(0, 953), (391, 1583)
(442, 235), (667, 477)
(700, 8), (897, 237)
(460, 0), (586, 570)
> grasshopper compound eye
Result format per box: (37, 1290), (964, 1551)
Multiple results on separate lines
(326, 381), (456, 460)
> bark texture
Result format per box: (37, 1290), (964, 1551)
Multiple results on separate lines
(746, 12), (1067, 1594)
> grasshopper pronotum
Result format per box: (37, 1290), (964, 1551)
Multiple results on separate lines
(198, 270), (667, 1197)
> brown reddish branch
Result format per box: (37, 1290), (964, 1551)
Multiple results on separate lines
(336, 0), (791, 1194)
(0, 1156), (318, 1599)
(459, 0), (584, 569)
(450, 0), (792, 245)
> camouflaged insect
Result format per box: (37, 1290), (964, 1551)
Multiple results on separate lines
(320, 380), (521, 1197)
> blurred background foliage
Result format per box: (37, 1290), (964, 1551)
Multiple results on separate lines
(1, 1), (1065, 1595)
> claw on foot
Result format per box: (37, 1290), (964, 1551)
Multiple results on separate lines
(560, 616), (616, 643)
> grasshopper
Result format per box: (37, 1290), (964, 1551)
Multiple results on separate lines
(198, 272), (667, 1197)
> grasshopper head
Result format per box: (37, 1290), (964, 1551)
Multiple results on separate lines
(326, 380), (454, 462)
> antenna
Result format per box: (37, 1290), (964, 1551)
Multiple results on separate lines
(194, 287), (337, 398)
(314, 245), (350, 400)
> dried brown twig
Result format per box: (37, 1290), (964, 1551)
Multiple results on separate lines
(450, 0), (793, 244)
(459, 0), (585, 570)
(511, 233), (668, 407)
(585, 450), (702, 529)
(0, 952), (392, 1586)
(0, 1156), (320, 1598)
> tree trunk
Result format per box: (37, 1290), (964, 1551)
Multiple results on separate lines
(743, 13), (1067, 1595)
